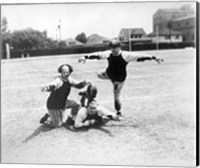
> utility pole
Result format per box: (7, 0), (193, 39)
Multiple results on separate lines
(58, 19), (61, 42)
(56, 28), (58, 41)
(156, 25), (159, 50)
(129, 28), (132, 51)
(6, 43), (10, 59)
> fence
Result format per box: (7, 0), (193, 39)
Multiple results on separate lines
(1, 42), (195, 59)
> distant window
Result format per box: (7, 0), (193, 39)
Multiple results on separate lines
(185, 21), (189, 26)
(119, 36), (125, 41)
(166, 36), (170, 39)
(69, 42), (76, 45)
(176, 35), (179, 39)
(103, 40), (109, 43)
(131, 34), (134, 38)
(138, 35), (142, 38)
(173, 23), (177, 28)
(183, 36), (186, 41)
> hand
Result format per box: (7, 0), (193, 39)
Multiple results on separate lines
(78, 56), (86, 63)
(102, 116), (110, 123)
(89, 119), (96, 125)
(84, 80), (91, 86)
(153, 56), (164, 64)
(80, 80), (90, 88)
(112, 115), (121, 121)
(41, 86), (47, 92)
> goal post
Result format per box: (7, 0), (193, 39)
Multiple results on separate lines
(5, 43), (10, 59)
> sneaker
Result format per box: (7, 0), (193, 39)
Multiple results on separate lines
(40, 113), (50, 124)
(116, 111), (122, 116)
(116, 111), (122, 120)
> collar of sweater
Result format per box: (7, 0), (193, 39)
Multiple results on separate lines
(60, 75), (70, 82)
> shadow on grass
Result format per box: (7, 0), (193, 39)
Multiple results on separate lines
(91, 125), (114, 137)
(63, 122), (114, 137)
(23, 122), (115, 143)
(105, 123), (139, 128)
(23, 124), (53, 143)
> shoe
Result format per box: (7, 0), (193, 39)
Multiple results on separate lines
(116, 111), (122, 120)
(116, 111), (122, 116)
(65, 117), (75, 125)
(40, 113), (50, 124)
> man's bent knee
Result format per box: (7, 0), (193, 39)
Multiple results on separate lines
(97, 72), (109, 79)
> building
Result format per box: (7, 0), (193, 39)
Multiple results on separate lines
(118, 28), (151, 43)
(151, 5), (195, 43)
(152, 5), (195, 33)
(171, 15), (196, 42)
(66, 38), (83, 46)
(148, 28), (183, 43)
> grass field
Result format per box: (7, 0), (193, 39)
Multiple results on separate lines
(1, 48), (196, 166)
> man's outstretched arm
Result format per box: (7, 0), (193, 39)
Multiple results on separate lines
(123, 51), (164, 64)
(136, 56), (164, 64)
(78, 50), (110, 63)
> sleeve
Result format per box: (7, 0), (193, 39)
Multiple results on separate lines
(86, 50), (111, 60)
(44, 77), (63, 91)
(122, 51), (154, 63)
(74, 107), (89, 128)
(69, 77), (86, 89)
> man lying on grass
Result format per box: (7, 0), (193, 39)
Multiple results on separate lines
(65, 83), (120, 129)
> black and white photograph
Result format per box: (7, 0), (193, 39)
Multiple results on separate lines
(1, 1), (198, 167)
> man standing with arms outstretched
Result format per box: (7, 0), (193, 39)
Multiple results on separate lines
(78, 40), (164, 118)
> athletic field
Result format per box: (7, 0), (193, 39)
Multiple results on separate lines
(1, 48), (196, 166)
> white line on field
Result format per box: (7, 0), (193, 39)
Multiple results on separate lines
(1, 91), (192, 113)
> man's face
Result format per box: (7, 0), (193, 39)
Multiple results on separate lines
(110, 47), (120, 56)
(88, 106), (98, 115)
(87, 101), (98, 115)
(61, 66), (70, 79)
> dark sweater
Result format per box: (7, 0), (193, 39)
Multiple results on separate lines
(106, 54), (128, 82)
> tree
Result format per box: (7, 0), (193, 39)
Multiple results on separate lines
(75, 32), (87, 43)
(1, 17), (12, 51)
(10, 28), (57, 50)
(1, 17), (8, 33)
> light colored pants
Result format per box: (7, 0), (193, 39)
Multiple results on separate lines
(98, 71), (124, 111)
(48, 99), (81, 128)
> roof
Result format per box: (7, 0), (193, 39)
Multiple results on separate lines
(119, 28), (146, 41)
(86, 34), (110, 45)
(153, 7), (194, 17)
(159, 8), (183, 13)
(120, 28), (146, 35)
(148, 28), (183, 37)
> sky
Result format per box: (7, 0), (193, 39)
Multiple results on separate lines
(1, 1), (196, 40)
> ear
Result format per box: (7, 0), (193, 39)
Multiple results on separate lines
(58, 65), (63, 73)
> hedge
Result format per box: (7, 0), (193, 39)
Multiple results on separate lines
(1, 42), (195, 59)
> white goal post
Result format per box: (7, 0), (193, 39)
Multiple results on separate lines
(5, 43), (10, 59)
